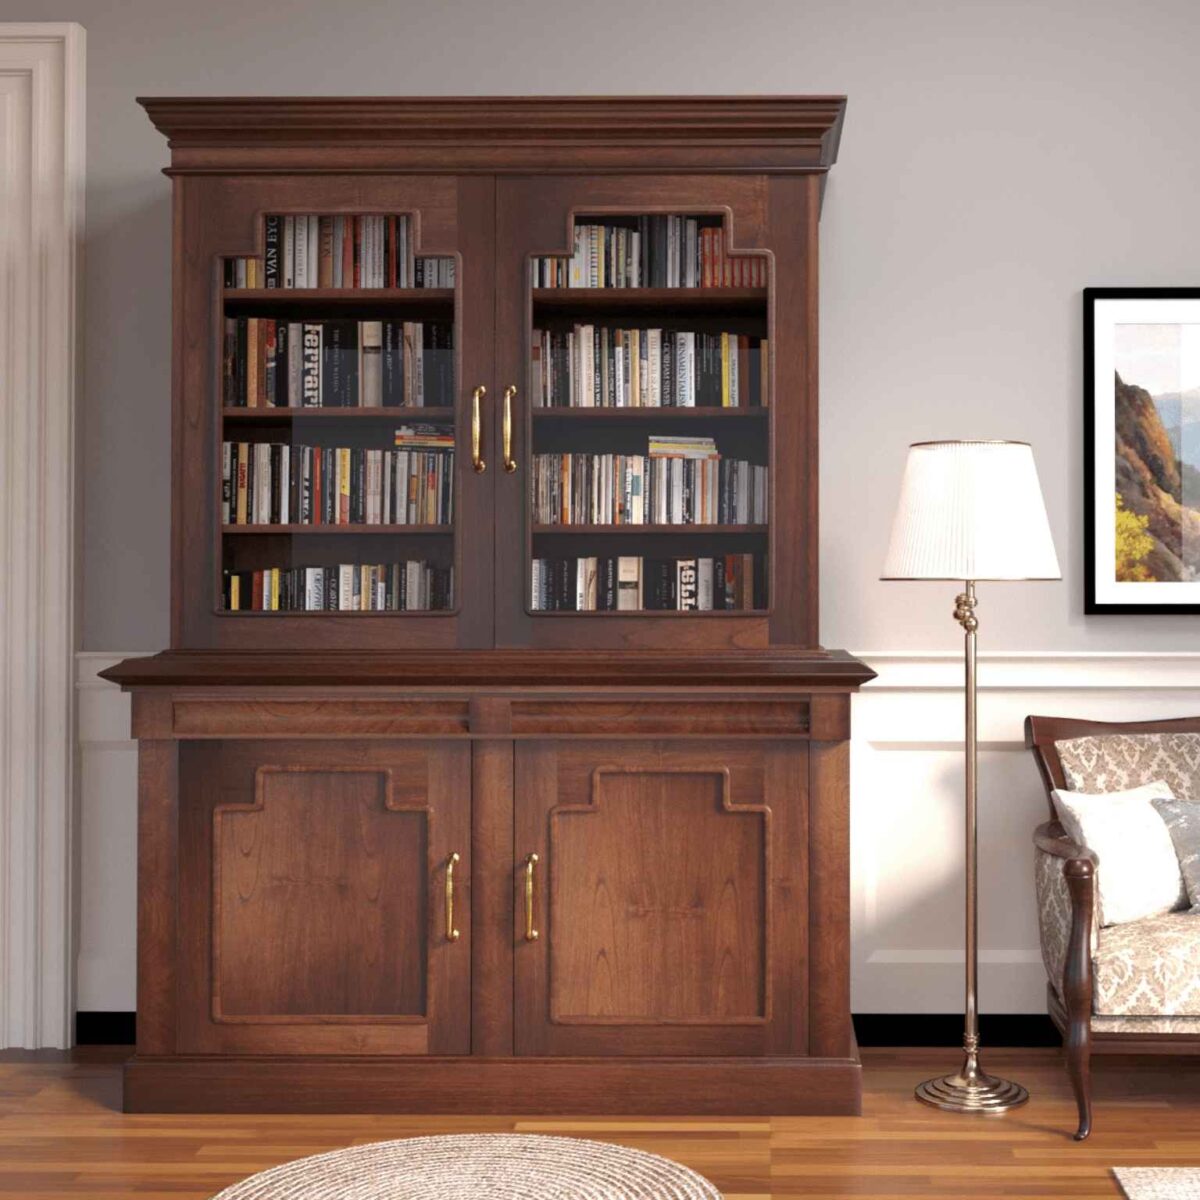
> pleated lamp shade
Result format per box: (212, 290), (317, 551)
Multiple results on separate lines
(881, 441), (1060, 581)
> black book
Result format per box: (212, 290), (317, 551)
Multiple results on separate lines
(714, 555), (728, 609)
(289, 446), (301, 525)
(274, 321), (288, 407)
(223, 318), (238, 408)
(662, 332), (675, 408)
(748, 339), (762, 409)
(600, 557), (616, 611)
(264, 216), (281, 288)
(322, 320), (359, 408)
(244, 444), (255, 524)
(235, 317), (248, 407)
(382, 320), (405, 407)
(350, 449), (363, 523)
(301, 324), (321, 408)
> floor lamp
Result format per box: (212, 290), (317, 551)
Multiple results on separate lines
(882, 440), (1060, 1113)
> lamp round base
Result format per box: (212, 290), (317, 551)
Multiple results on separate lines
(915, 1071), (1029, 1113)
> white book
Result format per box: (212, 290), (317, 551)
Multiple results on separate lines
(235, 258), (246, 288)
(283, 217), (295, 289)
(279, 447), (289, 525)
(255, 443), (271, 524)
(630, 457), (644, 525)
(648, 330), (662, 407)
(293, 217), (309, 289)
(697, 558), (714, 610)
(613, 334), (625, 409)
(360, 320), (382, 407)
(382, 451), (392, 525)
(584, 557), (598, 611)
(413, 322), (425, 406)
(406, 560), (420, 611)
(397, 450), (409, 523)
(570, 225), (585, 287)
(617, 556), (641, 611)
(531, 560), (541, 610)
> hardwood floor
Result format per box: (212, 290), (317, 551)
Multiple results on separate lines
(1, 1048), (1197, 1197)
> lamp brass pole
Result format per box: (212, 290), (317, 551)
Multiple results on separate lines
(914, 581), (1029, 1114)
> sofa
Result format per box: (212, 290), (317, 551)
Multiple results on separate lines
(1026, 715), (1200, 1141)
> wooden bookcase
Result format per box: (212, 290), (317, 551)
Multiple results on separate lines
(104, 96), (874, 1115)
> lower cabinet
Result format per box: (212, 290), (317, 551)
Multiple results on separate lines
(113, 679), (861, 1114)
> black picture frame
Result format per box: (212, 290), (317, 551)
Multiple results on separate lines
(1085, 286), (1200, 614)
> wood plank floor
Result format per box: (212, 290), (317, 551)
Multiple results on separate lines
(1, 1048), (1198, 1197)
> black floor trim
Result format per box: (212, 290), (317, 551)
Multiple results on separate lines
(853, 1013), (1060, 1048)
(75, 1011), (136, 1046)
(75, 1011), (1060, 1050)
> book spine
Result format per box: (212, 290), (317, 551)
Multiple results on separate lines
(264, 215), (280, 288)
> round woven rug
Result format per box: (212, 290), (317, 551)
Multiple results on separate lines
(210, 1133), (723, 1199)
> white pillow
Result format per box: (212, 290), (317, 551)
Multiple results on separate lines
(1052, 779), (1185, 926)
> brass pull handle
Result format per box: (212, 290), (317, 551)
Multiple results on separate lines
(471, 385), (487, 474)
(523, 852), (539, 941)
(502, 385), (517, 474)
(445, 852), (461, 942)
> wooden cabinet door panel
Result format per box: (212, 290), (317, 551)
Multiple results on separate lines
(178, 739), (470, 1055)
(514, 739), (808, 1057)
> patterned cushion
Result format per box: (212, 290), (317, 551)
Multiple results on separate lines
(1056, 733), (1200, 801)
(1153, 798), (1200, 909)
(1094, 910), (1200, 1015)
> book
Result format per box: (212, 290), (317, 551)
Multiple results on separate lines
(223, 560), (452, 612)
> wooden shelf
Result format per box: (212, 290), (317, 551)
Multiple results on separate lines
(222, 407), (455, 422)
(532, 407), (766, 421)
(531, 287), (766, 314)
(224, 287), (454, 306)
(223, 524), (452, 535)
(531, 524), (767, 535)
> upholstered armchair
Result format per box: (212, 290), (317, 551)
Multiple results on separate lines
(1026, 716), (1200, 1142)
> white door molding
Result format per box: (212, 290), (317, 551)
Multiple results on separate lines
(0, 23), (85, 1048)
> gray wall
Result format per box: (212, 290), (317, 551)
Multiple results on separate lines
(7, 0), (1199, 652)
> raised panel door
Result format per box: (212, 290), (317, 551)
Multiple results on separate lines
(513, 738), (809, 1056)
(177, 739), (471, 1055)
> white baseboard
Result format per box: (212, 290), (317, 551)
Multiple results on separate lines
(72, 649), (1200, 1017)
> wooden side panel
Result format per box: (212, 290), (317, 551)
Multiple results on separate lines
(514, 738), (807, 1057)
(177, 739), (471, 1056)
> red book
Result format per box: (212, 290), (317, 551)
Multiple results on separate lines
(252, 570), (264, 611)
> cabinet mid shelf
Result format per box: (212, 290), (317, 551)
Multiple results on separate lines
(531, 524), (767, 535)
(223, 524), (451, 535)
(221, 407), (455, 422)
(224, 287), (455, 309)
(531, 286), (766, 314)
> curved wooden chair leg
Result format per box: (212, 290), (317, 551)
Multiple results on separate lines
(1063, 859), (1095, 1142)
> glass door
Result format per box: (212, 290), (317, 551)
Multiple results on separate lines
(175, 175), (495, 649)
(494, 175), (813, 650)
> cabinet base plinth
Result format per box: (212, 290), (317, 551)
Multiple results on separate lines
(123, 1054), (862, 1115)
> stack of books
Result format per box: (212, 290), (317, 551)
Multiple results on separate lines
(530, 217), (767, 288)
(223, 318), (453, 408)
(532, 326), (765, 408)
(222, 561), (453, 612)
(223, 214), (455, 289)
(530, 554), (765, 611)
(531, 436), (767, 525)
(222, 428), (454, 527)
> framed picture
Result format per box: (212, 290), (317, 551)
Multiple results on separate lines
(1085, 287), (1200, 613)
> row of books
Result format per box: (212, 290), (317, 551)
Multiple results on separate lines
(532, 327), (766, 408)
(530, 218), (767, 289)
(222, 431), (455, 527)
(223, 215), (456, 289)
(223, 318), (453, 409)
(222, 562), (453, 612)
(531, 450), (768, 525)
(531, 555), (765, 611)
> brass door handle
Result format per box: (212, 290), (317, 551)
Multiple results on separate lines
(471, 386), (487, 473)
(502, 385), (517, 474)
(523, 852), (539, 941)
(445, 852), (461, 942)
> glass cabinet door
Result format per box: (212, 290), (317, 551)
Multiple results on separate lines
(176, 175), (495, 649)
(494, 175), (818, 650)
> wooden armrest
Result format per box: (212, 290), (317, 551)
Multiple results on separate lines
(1034, 820), (1097, 873)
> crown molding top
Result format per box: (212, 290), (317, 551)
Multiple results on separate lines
(137, 94), (847, 175)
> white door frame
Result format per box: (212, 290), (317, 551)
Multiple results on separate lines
(0, 22), (85, 1049)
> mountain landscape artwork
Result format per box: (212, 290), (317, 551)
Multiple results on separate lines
(1113, 321), (1200, 584)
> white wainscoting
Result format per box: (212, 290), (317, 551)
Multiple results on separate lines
(75, 649), (1200, 1017)
(852, 651), (1200, 1013)
(1, 24), (85, 1049)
